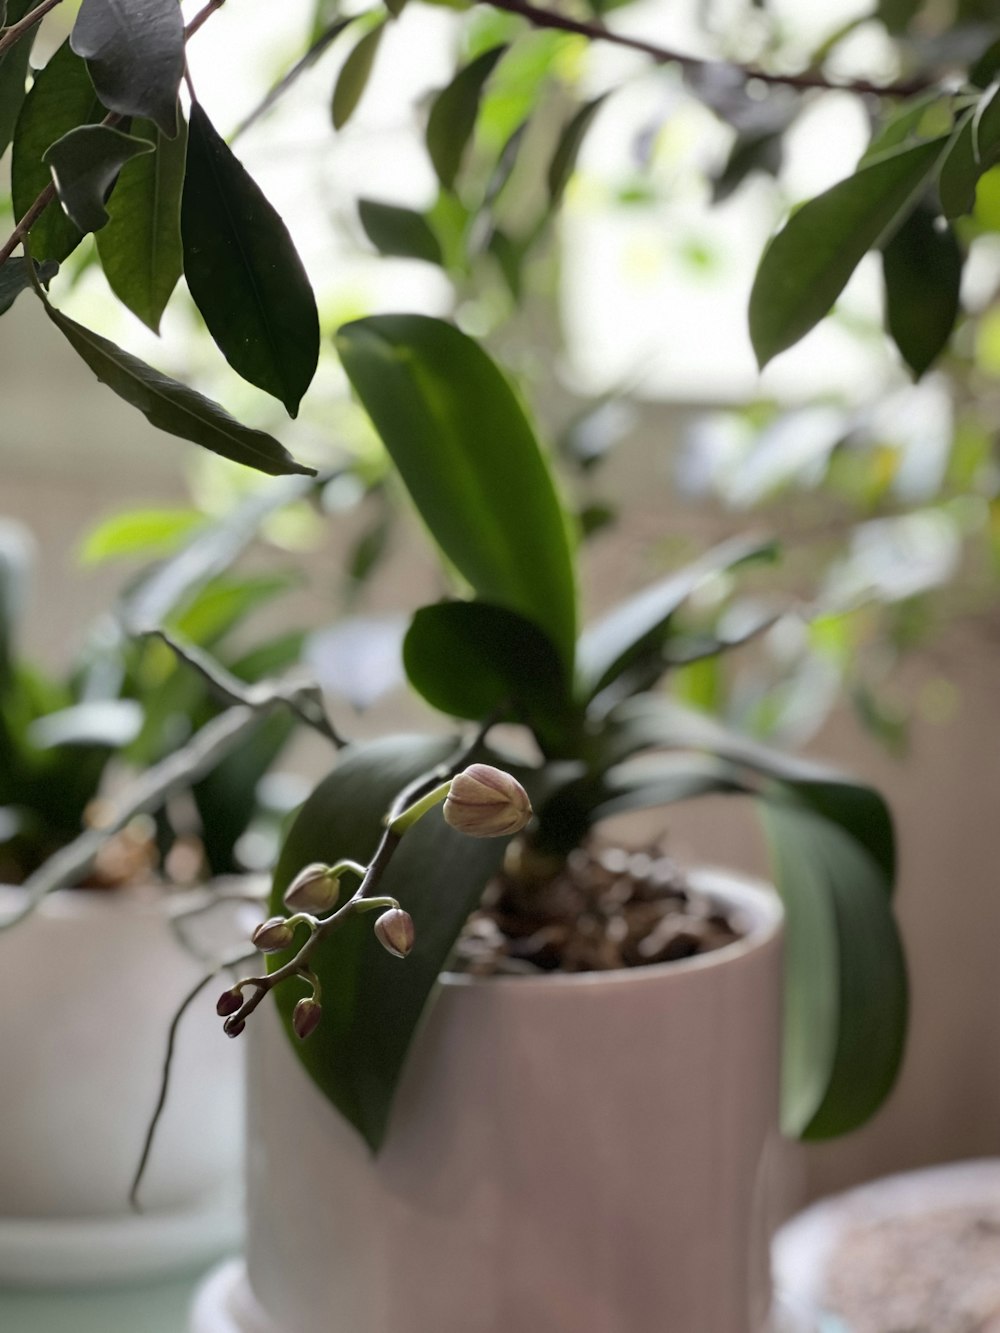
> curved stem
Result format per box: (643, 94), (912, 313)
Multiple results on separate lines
(0, 0), (62, 60)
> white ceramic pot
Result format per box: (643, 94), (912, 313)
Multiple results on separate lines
(194, 870), (783, 1333)
(0, 883), (246, 1223)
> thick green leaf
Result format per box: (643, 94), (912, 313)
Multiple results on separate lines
(939, 92), (1000, 219)
(0, 0), (43, 156)
(269, 735), (509, 1149)
(403, 600), (578, 754)
(181, 102), (320, 417)
(762, 798), (906, 1138)
(357, 198), (443, 264)
(331, 20), (384, 130)
(39, 294), (315, 476)
(860, 91), (950, 166)
(43, 123), (153, 233)
(426, 44), (506, 191)
(0, 255), (56, 315)
(749, 137), (947, 367)
(11, 39), (105, 262)
(336, 315), (577, 665)
(97, 114), (187, 332)
(79, 506), (204, 564)
(576, 534), (777, 700)
(548, 95), (606, 205)
(882, 202), (962, 379)
(70, 0), (183, 137)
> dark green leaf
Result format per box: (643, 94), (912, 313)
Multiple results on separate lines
(876, 0), (921, 33)
(70, 0), (183, 137)
(269, 736), (508, 1149)
(970, 37), (1000, 89)
(0, 0), (44, 157)
(576, 534), (777, 700)
(0, 255), (56, 315)
(882, 202), (962, 379)
(11, 40), (105, 262)
(96, 114), (187, 332)
(762, 797), (906, 1138)
(939, 91), (1000, 218)
(336, 314), (578, 665)
(487, 226), (525, 300)
(357, 198), (443, 264)
(426, 44), (506, 191)
(403, 600), (578, 754)
(331, 20), (384, 130)
(181, 102), (319, 417)
(39, 294), (315, 476)
(749, 137), (947, 367)
(860, 91), (948, 165)
(384, 0), (407, 16)
(712, 131), (783, 203)
(548, 95), (606, 205)
(42, 123), (152, 233)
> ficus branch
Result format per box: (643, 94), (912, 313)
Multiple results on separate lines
(0, 0), (62, 60)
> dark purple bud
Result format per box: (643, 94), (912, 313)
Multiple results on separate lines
(216, 987), (243, 1017)
(224, 1017), (246, 1038)
(252, 915), (295, 953)
(292, 997), (323, 1040)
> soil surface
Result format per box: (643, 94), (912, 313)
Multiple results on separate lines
(824, 1203), (1000, 1332)
(451, 841), (743, 976)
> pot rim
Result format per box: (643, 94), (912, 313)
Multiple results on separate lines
(438, 866), (781, 993)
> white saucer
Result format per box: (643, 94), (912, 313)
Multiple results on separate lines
(190, 1260), (278, 1333)
(0, 1189), (243, 1288)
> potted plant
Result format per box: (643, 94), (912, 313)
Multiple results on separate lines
(181, 315), (906, 1333)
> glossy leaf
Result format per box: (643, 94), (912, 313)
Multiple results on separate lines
(96, 114), (187, 332)
(181, 103), (319, 417)
(403, 600), (578, 754)
(11, 40), (105, 262)
(43, 123), (153, 233)
(336, 315), (577, 665)
(331, 20), (384, 130)
(39, 295), (315, 476)
(79, 507), (205, 565)
(70, 0), (183, 137)
(357, 198), (443, 264)
(939, 92), (1000, 218)
(0, 256), (56, 316)
(426, 44), (506, 190)
(269, 735), (509, 1150)
(749, 137), (947, 368)
(548, 95), (606, 205)
(882, 202), (962, 379)
(0, 0), (43, 156)
(576, 534), (777, 700)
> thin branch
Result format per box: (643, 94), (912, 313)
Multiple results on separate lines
(230, 15), (353, 143)
(0, 0), (63, 60)
(479, 0), (935, 99)
(0, 184), (55, 266)
(129, 948), (256, 1212)
(183, 0), (226, 43)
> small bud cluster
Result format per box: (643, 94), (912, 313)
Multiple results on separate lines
(443, 764), (532, 838)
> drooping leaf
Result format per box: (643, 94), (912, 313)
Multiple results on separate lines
(547, 95), (606, 205)
(269, 735), (509, 1150)
(939, 91), (1000, 218)
(230, 17), (353, 142)
(749, 137), (948, 368)
(0, 255), (56, 315)
(79, 507), (206, 565)
(331, 20), (384, 130)
(11, 39), (105, 262)
(882, 202), (962, 379)
(38, 293), (315, 476)
(96, 114), (187, 332)
(403, 600), (579, 755)
(0, 0), (44, 157)
(357, 198), (443, 264)
(576, 534), (777, 700)
(336, 315), (578, 665)
(181, 102), (320, 416)
(426, 44), (506, 191)
(42, 123), (153, 233)
(69, 0), (183, 137)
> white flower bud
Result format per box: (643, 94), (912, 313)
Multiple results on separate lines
(283, 862), (340, 913)
(443, 764), (532, 838)
(373, 907), (415, 959)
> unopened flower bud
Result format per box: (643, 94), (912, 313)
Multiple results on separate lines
(292, 996), (323, 1040)
(283, 862), (340, 913)
(216, 987), (243, 1017)
(225, 1017), (246, 1038)
(443, 764), (532, 838)
(251, 915), (295, 953)
(374, 907), (415, 959)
